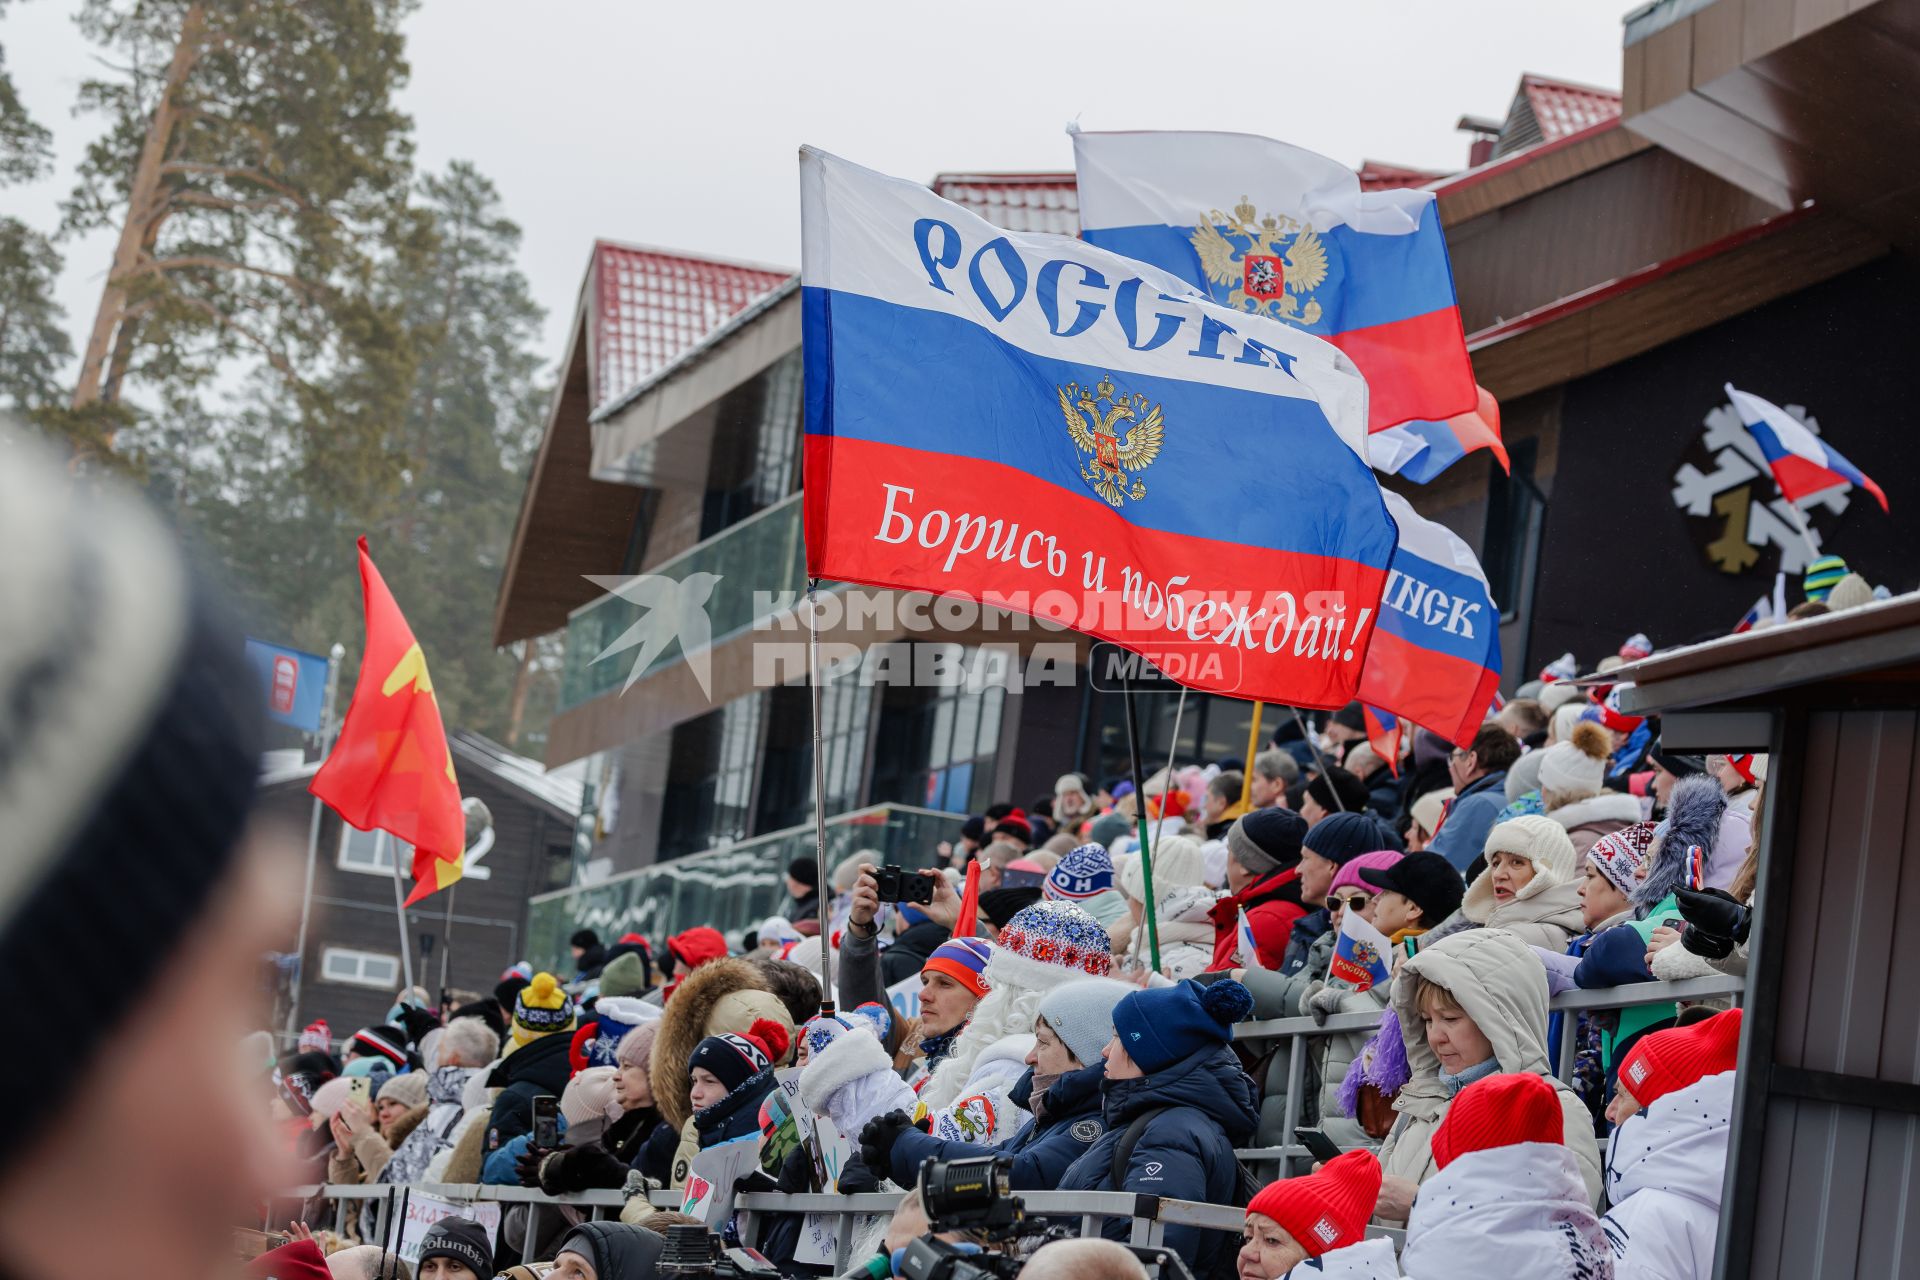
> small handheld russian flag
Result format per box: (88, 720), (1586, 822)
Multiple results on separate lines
(1726, 384), (1888, 512)
(1237, 908), (1268, 972)
(1362, 705), (1402, 777)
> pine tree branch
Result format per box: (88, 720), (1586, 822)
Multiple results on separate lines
(163, 292), (299, 381)
(134, 254), (328, 300)
(157, 160), (310, 208)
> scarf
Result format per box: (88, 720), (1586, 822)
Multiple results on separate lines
(1439, 1056), (1501, 1098)
(918, 1022), (963, 1073)
(1025, 1072), (1063, 1125)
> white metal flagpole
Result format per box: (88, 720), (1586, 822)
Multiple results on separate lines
(390, 841), (416, 999)
(285, 642), (345, 1041)
(807, 578), (834, 1005)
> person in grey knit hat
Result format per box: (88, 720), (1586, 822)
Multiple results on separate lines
(0, 434), (286, 1280)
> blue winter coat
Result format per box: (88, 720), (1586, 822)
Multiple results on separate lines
(1427, 770), (1509, 872)
(1056, 1046), (1259, 1276)
(886, 1061), (1109, 1190)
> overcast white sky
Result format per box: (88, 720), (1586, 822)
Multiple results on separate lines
(6, 0), (1625, 376)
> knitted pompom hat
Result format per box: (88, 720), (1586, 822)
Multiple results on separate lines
(990, 899), (1115, 990)
(1430, 1072), (1563, 1169)
(1246, 1149), (1382, 1258)
(1043, 843), (1117, 901)
(920, 936), (993, 998)
(1538, 720), (1611, 800)
(1110, 978), (1252, 1074)
(1617, 1007), (1742, 1110)
(1586, 822), (1658, 896)
(512, 973), (576, 1048)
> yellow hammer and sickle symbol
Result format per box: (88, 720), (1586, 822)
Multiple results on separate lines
(381, 643), (458, 783)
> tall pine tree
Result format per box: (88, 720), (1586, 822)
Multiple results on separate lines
(60, 0), (426, 473)
(148, 161), (556, 743)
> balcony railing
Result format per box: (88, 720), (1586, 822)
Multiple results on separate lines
(559, 491), (806, 711)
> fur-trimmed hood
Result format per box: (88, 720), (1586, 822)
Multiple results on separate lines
(650, 956), (772, 1131)
(1638, 776), (1726, 913)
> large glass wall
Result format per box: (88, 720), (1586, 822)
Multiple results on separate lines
(870, 655), (1007, 815)
(658, 692), (766, 859)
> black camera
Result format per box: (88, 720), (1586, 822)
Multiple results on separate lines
(873, 863), (937, 906)
(655, 1224), (781, 1279)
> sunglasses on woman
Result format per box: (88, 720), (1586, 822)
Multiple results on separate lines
(1329, 891), (1373, 911)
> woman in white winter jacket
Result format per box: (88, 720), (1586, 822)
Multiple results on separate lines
(1445, 816), (1585, 951)
(1600, 1009), (1742, 1280)
(1372, 927), (1602, 1222)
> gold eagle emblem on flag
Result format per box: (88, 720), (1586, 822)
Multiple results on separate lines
(1190, 197), (1328, 325)
(1059, 374), (1165, 508)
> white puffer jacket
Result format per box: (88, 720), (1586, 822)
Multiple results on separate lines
(1283, 1236), (1400, 1277)
(1601, 1070), (1733, 1280)
(1399, 1141), (1612, 1278)
(1378, 929), (1603, 1211)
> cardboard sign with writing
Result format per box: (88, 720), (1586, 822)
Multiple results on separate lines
(378, 1191), (502, 1264)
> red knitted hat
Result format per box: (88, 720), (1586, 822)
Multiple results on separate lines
(1431, 1072), (1564, 1170)
(1617, 1008), (1741, 1110)
(1245, 1149), (1381, 1257)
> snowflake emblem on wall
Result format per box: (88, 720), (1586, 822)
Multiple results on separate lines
(1670, 397), (1849, 575)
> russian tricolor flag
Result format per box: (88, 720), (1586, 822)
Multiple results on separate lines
(1359, 491), (1503, 749)
(1726, 384), (1888, 512)
(800, 148), (1399, 710)
(1371, 385), (1509, 484)
(1072, 130), (1478, 434)
(1362, 705), (1401, 777)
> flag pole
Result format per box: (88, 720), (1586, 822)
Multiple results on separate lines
(806, 578), (835, 1006)
(1290, 706), (1347, 811)
(1120, 669), (1161, 973)
(390, 840), (416, 999)
(1160, 686), (1188, 809)
(285, 642), (345, 1042)
(1237, 701), (1265, 808)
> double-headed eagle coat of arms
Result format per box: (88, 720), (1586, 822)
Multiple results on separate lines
(1190, 197), (1329, 324)
(1059, 374), (1165, 508)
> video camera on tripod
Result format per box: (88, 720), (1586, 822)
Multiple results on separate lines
(895, 1155), (1197, 1280)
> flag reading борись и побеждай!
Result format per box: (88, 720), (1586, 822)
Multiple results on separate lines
(1360, 491), (1503, 749)
(798, 146), (1398, 710)
(1072, 129), (1479, 436)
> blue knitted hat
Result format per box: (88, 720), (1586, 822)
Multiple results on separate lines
(1044, 843), (1116, 900)
(1303, 812), (1401, 864)
(1110, 978), (1252, 1074)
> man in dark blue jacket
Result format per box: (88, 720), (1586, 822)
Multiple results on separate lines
(1427, 721), (1521, 873)
(862, 978), (1129, 1190)
(1056, 979), (1259, 1277)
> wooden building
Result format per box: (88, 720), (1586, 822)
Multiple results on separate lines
(257, 730), (581, 1038)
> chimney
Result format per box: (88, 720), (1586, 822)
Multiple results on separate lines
(1456, 114), (1502, 167)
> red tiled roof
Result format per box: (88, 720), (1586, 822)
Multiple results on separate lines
(1524, 75), (1622, 140)
(589, 242), (791, 410)
(930, 173), (1080, 234)
(1356, 159), (1453, 191)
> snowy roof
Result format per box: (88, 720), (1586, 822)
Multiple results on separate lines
(589, 242), (791, 411)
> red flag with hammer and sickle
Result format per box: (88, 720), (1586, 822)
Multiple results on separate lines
(311, 538), (464, 905)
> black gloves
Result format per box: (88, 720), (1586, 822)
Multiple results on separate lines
(539, 1142), (630, 1194)
(514, 1144), (551, 1188)
(1676, 887), (1750, 960)
(857, 1110), (915, 1178)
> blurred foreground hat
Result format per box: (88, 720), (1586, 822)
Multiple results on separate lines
(0, 433), (263, 1170)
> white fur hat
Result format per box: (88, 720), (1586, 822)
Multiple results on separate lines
(1539, 682), (1585, 712)
(1482, 815), (1578, 886)
(1538, 721), (1610, 799)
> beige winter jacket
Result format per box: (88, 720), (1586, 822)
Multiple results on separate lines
(1459, 872), (1585, 951)
(1376, 928), (1603, 1218)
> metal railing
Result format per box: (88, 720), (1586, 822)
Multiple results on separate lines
(1228, 972), (1746, 1176)
(281, 1182), (1258, 1273)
